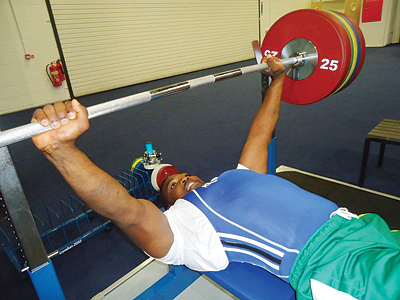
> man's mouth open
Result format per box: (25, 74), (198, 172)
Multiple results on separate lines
(185, 178), (201, 192)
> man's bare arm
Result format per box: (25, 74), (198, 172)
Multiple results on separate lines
(239, 55), (285, 174)
(32, 100), (173, 258)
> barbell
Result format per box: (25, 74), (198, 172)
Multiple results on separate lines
(0, 9), (365, 148)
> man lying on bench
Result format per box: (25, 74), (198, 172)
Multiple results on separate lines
(31, 56), (399, 300)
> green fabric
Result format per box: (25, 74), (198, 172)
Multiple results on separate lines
(290, 214), (400, 300)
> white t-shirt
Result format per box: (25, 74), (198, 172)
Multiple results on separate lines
(157, 198), (228, 271)
(156, 164), (250, 271)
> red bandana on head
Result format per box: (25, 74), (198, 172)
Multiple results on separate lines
(151, 164), (180, 191)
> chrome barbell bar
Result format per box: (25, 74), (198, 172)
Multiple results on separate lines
(0, 53), (317, 148)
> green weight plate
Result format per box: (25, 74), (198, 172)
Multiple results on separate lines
(131, 157), (143, 171)
(325, 11), (358, 94)
(327, 11), (366, 93)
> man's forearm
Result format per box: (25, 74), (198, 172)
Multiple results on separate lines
(248, 75), (284, 140)
(238, 72), (284, 173)
(42, 145), (138, 223)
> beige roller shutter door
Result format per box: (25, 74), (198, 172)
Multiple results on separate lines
(49, 0), (259, 97)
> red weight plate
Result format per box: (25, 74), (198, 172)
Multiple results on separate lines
(261, 9), (352, 104)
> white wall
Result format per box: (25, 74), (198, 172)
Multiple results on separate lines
(259, 0), (311, 42)
(0, 0), (69, 116)
(360, 0), (400, 47)
(1, 0), (397, 116)
(49, 0), (259, 98)
(259, 0), (399, 47)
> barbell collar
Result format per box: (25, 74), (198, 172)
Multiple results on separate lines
(0, 54), (317, 148)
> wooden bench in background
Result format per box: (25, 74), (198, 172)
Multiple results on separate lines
(359, 119), (400, 186)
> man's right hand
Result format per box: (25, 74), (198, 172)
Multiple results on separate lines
(31, 99), (89, 153)
(261, 54), (285, 80)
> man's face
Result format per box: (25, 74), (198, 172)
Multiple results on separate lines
(160, 173), (205, 209)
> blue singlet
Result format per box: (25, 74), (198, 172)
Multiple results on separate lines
(183, 169), (338, 282)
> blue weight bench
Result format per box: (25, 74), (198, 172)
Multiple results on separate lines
(205, 263), (295, 299)
(134, 262), (295, 300)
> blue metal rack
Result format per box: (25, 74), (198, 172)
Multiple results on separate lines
(33, 196), (111, 257)
(116, 168), (158, 202)
(1, 166), (157, 274)
(0, 195), (111, 273)
(0, 227), (25, 272)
